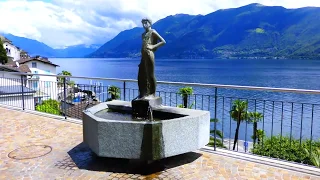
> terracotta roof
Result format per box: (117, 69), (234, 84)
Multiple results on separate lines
(0, 65), (20, 72)
(3, 57), (31, 73)
(18, 64), (31, 73)
(0, 64), (31, 73)
(17, 57), (59, 67)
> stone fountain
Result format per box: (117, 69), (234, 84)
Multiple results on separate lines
(82, 18), (210, 161)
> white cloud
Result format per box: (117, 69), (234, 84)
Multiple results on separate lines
(0, 0), (320, 48)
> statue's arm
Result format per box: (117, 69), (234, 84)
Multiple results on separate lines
(152, 30), (166, 49)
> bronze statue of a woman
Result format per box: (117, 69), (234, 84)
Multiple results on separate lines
(138, 18), (166, 98)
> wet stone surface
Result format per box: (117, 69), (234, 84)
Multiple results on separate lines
(0, 107), (319, 180)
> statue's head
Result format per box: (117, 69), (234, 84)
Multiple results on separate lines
(141, 18), (152, 30)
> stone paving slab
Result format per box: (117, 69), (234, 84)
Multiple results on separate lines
(0, 107), (319, 180)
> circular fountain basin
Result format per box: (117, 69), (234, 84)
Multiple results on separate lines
(82, 100), (210, 161)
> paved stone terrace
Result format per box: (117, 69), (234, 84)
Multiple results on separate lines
(0, 107), (319, 180)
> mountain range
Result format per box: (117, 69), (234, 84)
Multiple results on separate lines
(2, 3), (320, 59)
(1, 33), (101, 58)
(88, 3), (320, 59)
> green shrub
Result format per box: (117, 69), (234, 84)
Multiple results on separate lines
(305, 148), (320, 167)
(36, 99), (61, 115)
(252, 135), (320, 166)
(107, 86), (120, 101)
(177, 86), (193, 108)
(207, 118), (226, 149)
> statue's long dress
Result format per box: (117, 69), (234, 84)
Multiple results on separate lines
(138, 30), (158, 98)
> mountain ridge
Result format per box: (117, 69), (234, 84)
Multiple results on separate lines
(1, 33), (101, 58)
(88, 3), (320, 59)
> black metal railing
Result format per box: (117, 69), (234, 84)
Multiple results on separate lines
(0, 72), (319, 168)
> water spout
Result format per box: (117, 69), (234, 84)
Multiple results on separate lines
(148, 106), (153, 121)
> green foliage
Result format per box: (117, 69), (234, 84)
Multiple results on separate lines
(305, 148), (320, 167)
(207, 118), (226, 148)
(208, 137), (225, 149)
(252, 135), (320, 166)
(68, 80), (75, 87)
(0, 39), (8, 64)
(177, 101), (194, 109)
(248, 112), (263, 145)
(107, 86), (120, 101)
(255, 129), (265, 144)
(230, 100), (249, 121)
(178, 86), (193, 97)
(57, 70), (72, 87)
(230, 100), (249, 150)
(36, 99), (61, 115)
(178, 86), (193, 108)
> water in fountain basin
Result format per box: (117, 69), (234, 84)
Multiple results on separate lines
(94, 108), (186, 122)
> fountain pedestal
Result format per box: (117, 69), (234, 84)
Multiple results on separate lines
(131, 96), (162, 120)
(82, 100), (210, 161)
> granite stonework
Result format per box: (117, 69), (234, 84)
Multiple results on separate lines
(82, 100), (210, 161)
(131, 96), (162, 120)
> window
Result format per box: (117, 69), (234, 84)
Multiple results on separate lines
(33, 81), (38, 89)
(45, 82), (51, 88)
(32, 62), (37, 68)
(33, 71), (39, 79)
(46, 70), (50, 74)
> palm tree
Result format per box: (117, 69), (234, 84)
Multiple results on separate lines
(256, 129), (265, 144)
(208, 118), (225, 148)
(178, 86), (193, 108)
(230, 100), (249, 150)
(107, 86), (120, 101)
(248, 112), (263, 146)
(57, 70), (72, 87)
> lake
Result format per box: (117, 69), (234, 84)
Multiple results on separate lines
(51, 58), (320, 143)
(51, 58), (320, 89)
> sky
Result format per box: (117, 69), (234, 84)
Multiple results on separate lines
(0, 0), (320, 48)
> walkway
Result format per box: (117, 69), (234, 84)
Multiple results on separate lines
(0, 107), (319, 179)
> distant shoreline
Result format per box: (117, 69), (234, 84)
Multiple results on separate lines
(50, 56), (320, 60)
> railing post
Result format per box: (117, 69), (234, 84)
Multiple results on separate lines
(63, 77), (67, 119)
(214, 87), (218, 151)
(20, 75), (25, 110)
(107, 85), (110, 101)
(123, 81), (126, 101)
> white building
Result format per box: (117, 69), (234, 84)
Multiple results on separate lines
(0, 65), (35, 110)
(0, 36), (21, 61)
(14, 57), (60, 103)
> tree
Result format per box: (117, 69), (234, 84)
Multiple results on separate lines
(256, 129), (265, 144)
(208, 118), (225, 148)
(0, 39), (8, 65)
(178, 86), (193, 108)
(57, 70), (72, 87)
(36, 99), (61, 115)
(248, 111), (263, 146)
(230, 100), (249, 150)
(68, 80), (75, 87)
(107, 86), (120, 101)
